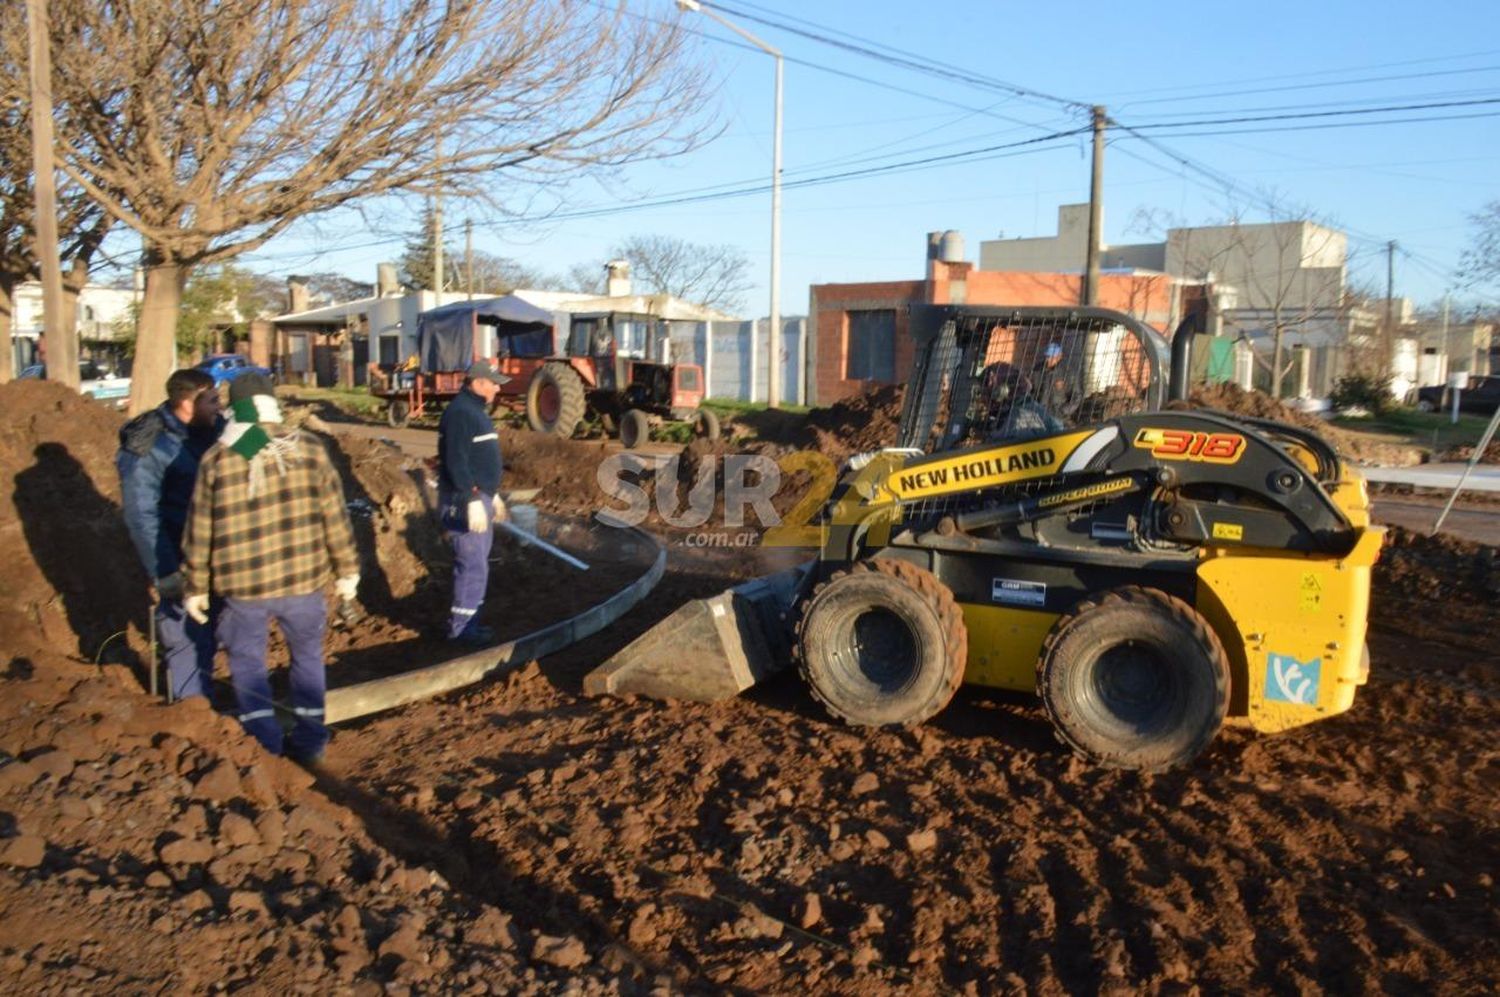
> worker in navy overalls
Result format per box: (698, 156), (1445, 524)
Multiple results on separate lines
(437, 361), (509, 644)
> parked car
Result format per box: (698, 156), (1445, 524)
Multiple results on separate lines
(195, 353), (275, 387)
(19, 360), (132, 409)
(1413, 375), (1500, 415)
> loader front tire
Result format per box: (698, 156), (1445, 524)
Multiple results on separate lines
(1039, 586), (1229, 772)
(796, 558), (967, 728)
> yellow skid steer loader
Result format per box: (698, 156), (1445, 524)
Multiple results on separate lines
(586, 306), (1381, 770)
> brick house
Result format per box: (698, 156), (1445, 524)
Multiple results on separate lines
(808, 232), (1178, 406)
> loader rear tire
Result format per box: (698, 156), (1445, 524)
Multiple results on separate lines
(526, 363), (586, 438)
(796, 558), (967, 728)
(1039, 586), (1229, 772)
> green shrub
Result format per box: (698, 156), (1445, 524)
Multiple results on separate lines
(1329, 372), (1396, 416)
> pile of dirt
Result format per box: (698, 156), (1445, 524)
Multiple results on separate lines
(0, 654), (630, 992)
(732, 385), (906, 462)
(1438, 439), (1500, 464)
(1189, 383), (1422, 466)
(321, 434), (446, 608)
(0, 380), (145, 663)
(1373, 526), (1499, 652)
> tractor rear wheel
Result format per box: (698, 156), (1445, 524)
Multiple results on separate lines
(387, 400), (410, 429)
(795, 559), (967, 727)
(618, 409), (651, 450)
(1038, 586), (1229, 772)
(526, 363), (586, 437)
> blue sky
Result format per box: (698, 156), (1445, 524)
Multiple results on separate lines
(238, 0), (1500, 315)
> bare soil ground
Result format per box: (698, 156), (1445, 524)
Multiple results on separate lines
(2, 380), (1497, 993)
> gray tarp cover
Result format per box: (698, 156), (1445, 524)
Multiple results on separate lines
(417, 296), (556, 371)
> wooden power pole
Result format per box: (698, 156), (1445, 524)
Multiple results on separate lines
(1082, 106), (1106, 307)
(27, 0), (74, 386)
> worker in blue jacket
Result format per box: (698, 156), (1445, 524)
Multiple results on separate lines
(437, 361), (510, 644)
(117, 368), (225, 699)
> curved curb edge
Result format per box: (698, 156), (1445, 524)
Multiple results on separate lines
(324, 527), (667, 724)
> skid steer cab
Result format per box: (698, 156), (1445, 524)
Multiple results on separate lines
(591, 305), (1383, 772)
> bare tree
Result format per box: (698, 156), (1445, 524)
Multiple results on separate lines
(1165, 194), (1346, 397)
(43, 0), (715, 412)
(1458, 200), (1500, 291)
(609, 233), (753, 312)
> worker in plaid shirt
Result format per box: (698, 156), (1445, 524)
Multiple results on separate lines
(181, 373), (359, 765)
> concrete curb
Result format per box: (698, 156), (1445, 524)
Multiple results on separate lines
(324, 526), (666, 724)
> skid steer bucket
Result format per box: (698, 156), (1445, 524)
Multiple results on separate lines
(583, 565), (809, 702)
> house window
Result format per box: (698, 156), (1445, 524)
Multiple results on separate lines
(845, 310), (895, 382)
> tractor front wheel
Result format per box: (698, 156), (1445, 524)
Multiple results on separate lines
(1038, 586), (1230, 772)
(387, 400), (410, 429)
(795, 559), (967, 728)
(618, 409), (651, 450)
(526, 363), (586, 437)
(694, 408), (721, 441)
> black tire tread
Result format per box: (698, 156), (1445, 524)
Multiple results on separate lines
(1038, 585), (1230, 772)
(794, 558), (968, 728)
(527, 362), (586, 437)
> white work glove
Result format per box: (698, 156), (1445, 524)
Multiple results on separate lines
(155, 572), (185, 602)
(466, 498), (489, 534)
(184, 593), (210, 625)
(334, 574), (360, 602)
(491, 495), (509, 524)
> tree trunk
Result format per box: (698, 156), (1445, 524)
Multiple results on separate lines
(1270, 304), (1285, 399)
(0, 277), (13, 383)
(60, 258), (86, 360)
(128, 259), (186, 415)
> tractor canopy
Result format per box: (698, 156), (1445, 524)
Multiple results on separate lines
(417, 295), (556, 371)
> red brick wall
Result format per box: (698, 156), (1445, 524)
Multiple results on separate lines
(809, 280), (924, 405)
(809, 269), (1179, 405)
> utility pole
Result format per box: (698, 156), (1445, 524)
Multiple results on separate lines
(465, 219), (474, 303)
(675, 0), (782, 407)
(1384, 240), (1396, 370)
(27, 0), (73, 387)
(1082, 105), (1107, 307)
(432, 193), (444, 298)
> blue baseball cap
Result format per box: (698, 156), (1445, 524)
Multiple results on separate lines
(1044, 342), (1063, 360)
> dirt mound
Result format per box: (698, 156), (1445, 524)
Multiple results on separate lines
(1373, 527), (1499, 653)
(1439, 440), (1500, 464)
(0, 380), (145, 662)
(320, 433), (445, 608)
(730, 385), (906, 462)
(1189, 383), (1422, 466)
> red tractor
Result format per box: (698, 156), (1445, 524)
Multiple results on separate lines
(382, 296), (720, 448)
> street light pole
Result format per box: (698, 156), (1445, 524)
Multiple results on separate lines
(676, 0), (783, 407)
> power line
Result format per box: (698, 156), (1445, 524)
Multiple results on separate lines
(1124, 96), (1500, 131)
(1118, 63), (1500, 109)
(1108, 47), (1500, 100)
(710, 1), (1087, 111)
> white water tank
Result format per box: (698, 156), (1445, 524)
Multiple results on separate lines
(376, 262), (400, 297)
(939, 230), (965, 263)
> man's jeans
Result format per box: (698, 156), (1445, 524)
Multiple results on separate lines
(157, 599), (216, 701)
(217, 593), (328, 758)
